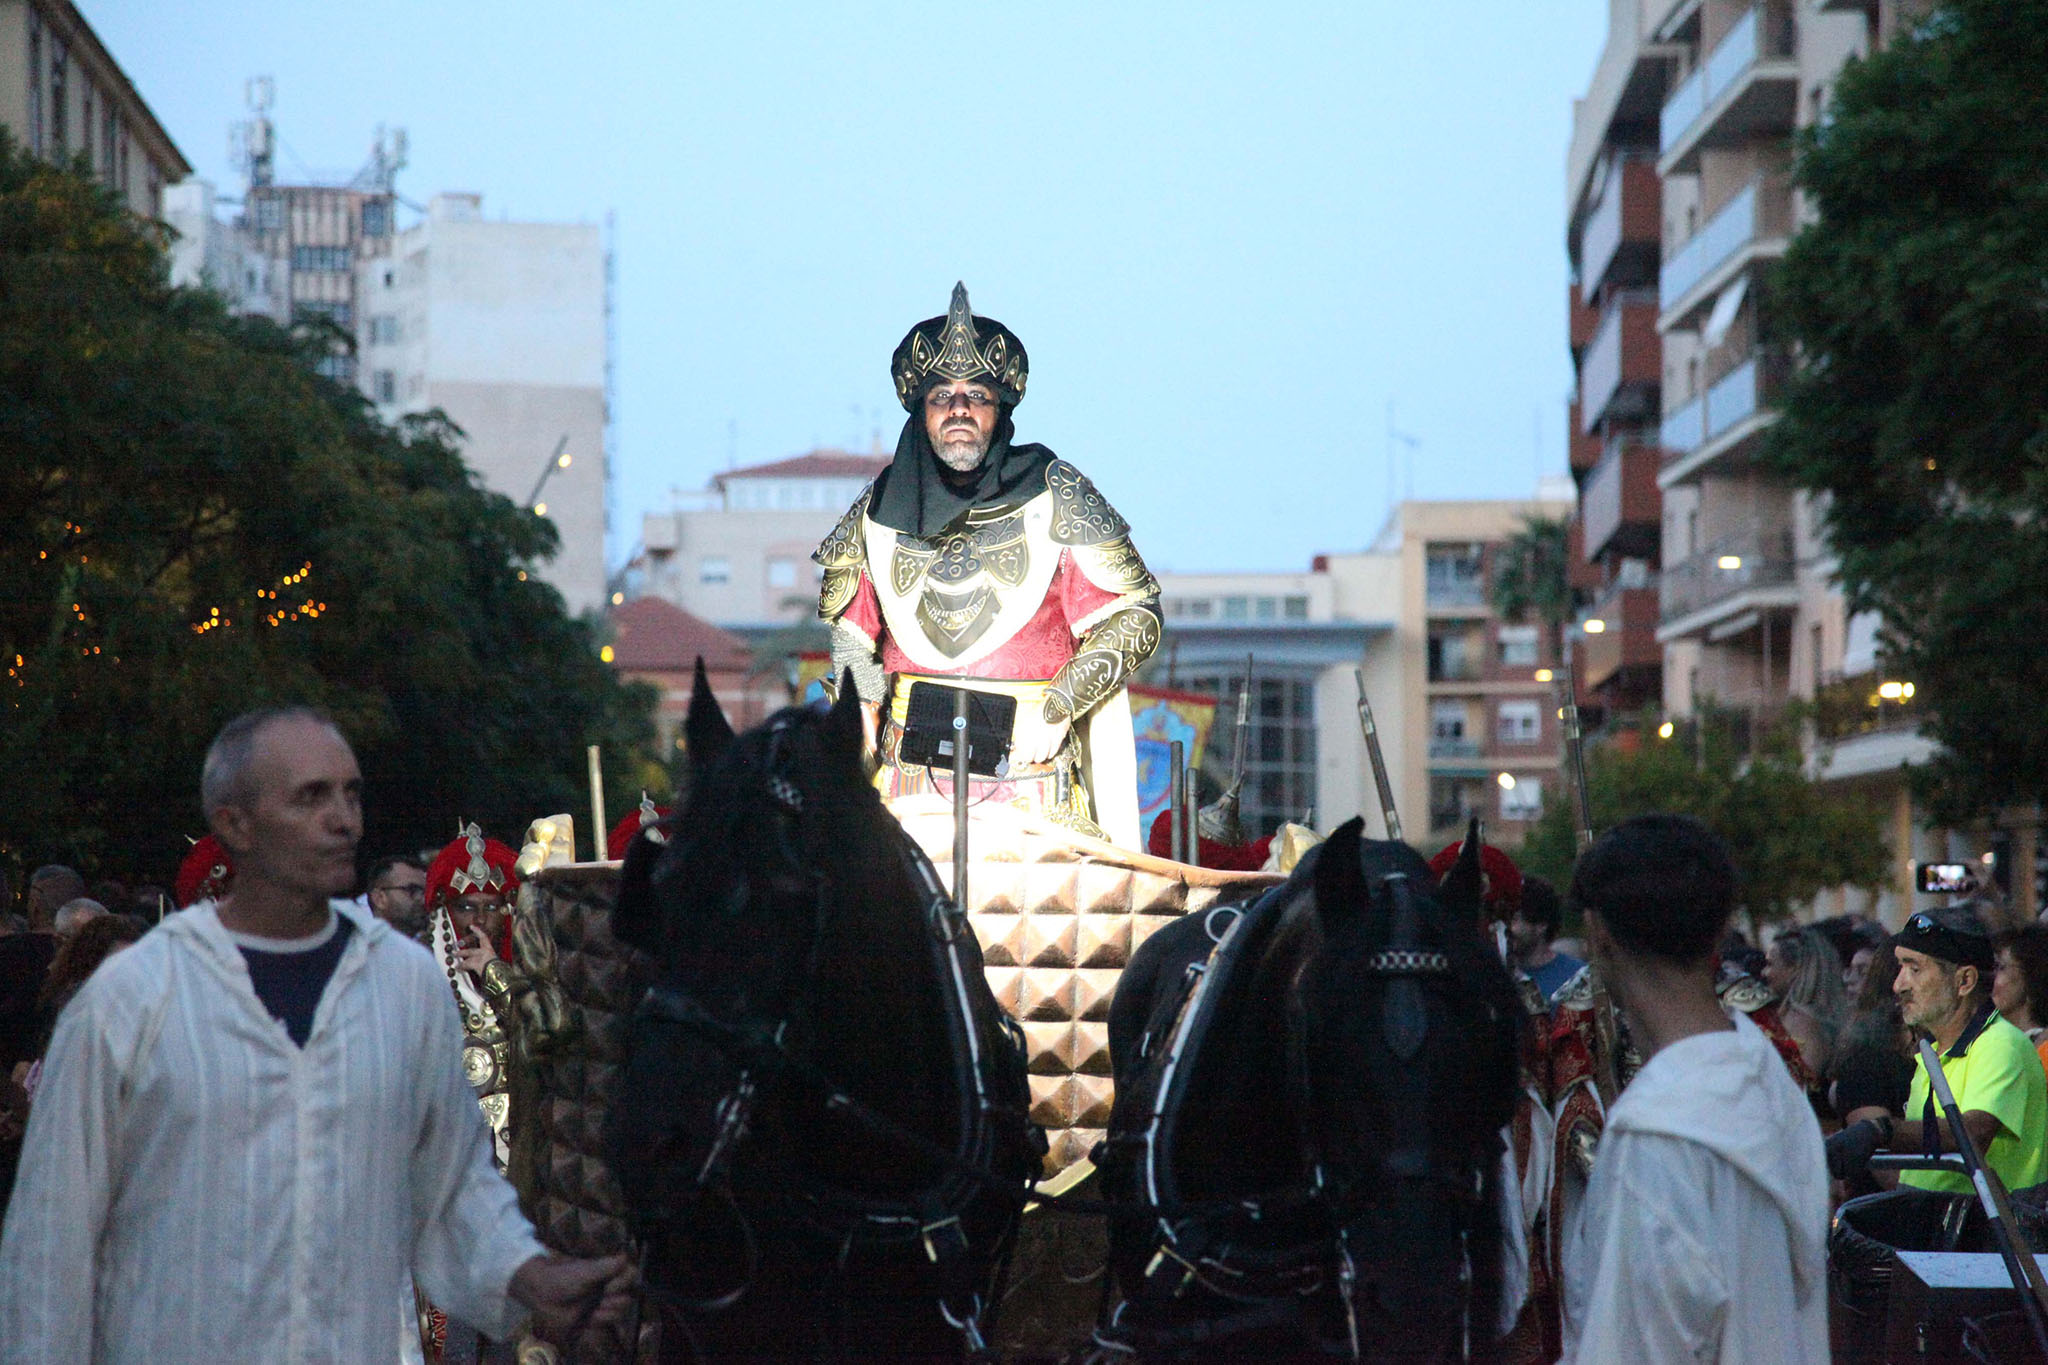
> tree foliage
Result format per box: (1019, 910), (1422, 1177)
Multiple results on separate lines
(1763, 0), (2048, 823)
(0, 136), (658, 885)
(1488, 515), (1575, 661)
(1517, 710), (1891, 920)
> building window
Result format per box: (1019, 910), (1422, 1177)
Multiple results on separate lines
(1497, 700), (1541, 746)
(1430, 776), (1484, 832)
(1427, 630), (1478, 683)
(1283, 595), (1309, 620)
(1186, 672), (1316, 837)
(313, 353), (355, 385)
(699, 556), (730, 585)
(1500, 777), (1543, 822)
(766, 557), (797, 588)
(291, 246), (354, 273)
(1430, 701), (1474, 757)
(368, 314), (399, 345)
(252, 195), (283, 234)
(1221, 596), (1249, 621)
(1496, 624), (1539, 668)
(1425, 544), (1486, 608)
(293, 300), (352, 328)
(361, 199), (390, 237)
(49, 41), (67, 154)
(372, 370), (396, 404)
(1184, 598), (1213, 620)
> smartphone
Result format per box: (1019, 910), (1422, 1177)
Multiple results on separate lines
(1914, 862), (1978, 895)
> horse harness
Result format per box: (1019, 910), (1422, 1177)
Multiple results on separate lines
(1094, 872), (1478, 1361)
(630, 714), (1030, 1356)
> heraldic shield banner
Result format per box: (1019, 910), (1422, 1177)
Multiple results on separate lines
(1127, 684), (1219, 829)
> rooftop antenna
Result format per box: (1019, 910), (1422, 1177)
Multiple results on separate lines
(1386, 399), (1421, 512)
(230, 76), (275, 192)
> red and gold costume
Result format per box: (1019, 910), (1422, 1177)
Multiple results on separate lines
(418, 823), (570, 1365)
(605, 793), (671, 862)
(816, 284), (1161, 846)
(174, 835), (234, 909)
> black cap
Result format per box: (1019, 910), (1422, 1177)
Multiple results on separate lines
(1893, 904), (1995, 972)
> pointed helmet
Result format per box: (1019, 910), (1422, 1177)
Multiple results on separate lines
(890, 282), (1028, 412)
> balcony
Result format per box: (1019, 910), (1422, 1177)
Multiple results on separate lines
(1808, 674), (1939, 781)
(1569, 283), (1598, 354)
(1659, 174), (1793, 328)
(1581, 442), (1661, 562)
(1579, 579), (1663, 692)
(1580, 159), (1662, 297)
(1658, 526), (1798, 639)
(1578, 290), (1660, 433)
(1429, 738), (1485, 761)
(1659, 5), (1798, 173)
(1568, 399), (1602, 474)
(1660, 349), (1790, 487)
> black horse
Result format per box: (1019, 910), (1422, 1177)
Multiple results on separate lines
(607, 667), (1040, 1362)
(1095, 820), (1523, 1363)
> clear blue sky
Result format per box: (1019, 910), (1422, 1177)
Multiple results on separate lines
(83, 2), (1606, 575)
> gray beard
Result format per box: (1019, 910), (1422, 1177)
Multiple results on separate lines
(934, 427), (990, 473)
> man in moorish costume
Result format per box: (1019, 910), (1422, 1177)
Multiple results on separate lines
(419, 823), (572, 1364)
(814, 283), (1161, 846)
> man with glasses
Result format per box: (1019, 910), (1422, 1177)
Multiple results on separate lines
(366, 854), (429, 937)
(813, 283), (1161, 845)
(1826, 901), (2048, 1195)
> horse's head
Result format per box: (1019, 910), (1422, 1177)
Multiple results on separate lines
(1282, 817), (1523, 1350)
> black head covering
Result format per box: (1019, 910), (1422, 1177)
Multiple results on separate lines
(869, 284), (1054, 538)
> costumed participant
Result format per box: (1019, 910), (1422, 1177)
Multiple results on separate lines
(813, 283), (1162, 846)
(605, 793), (671, 862)
(1430, 830), (1559, 1362)
(420, 822), (572, 1365)
(174, 834), (235, 909)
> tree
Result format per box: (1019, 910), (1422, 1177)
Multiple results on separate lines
(1517, 709), (1891, 921)
(1762, 0), (2048, 824)
(0, 135), (657, 885)
(1488, 514), (1575, 666)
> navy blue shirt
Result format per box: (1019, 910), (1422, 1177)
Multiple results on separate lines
(1526, 950), (1586, 1005)
(236, 913), (356, 1047)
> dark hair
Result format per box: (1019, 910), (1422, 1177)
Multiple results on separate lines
(366, 854), (425, 888)
(37, 913), (145, 1019)
(1569, 813), (1737, 963)
(1519, 875), (1563, 936)
(29, 864), (86, 903)
(1994, 924), (2048, 1025)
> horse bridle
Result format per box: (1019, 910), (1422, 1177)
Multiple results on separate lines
(1105, 872), (1483, 1363)
(630, 714), (1021, 1353)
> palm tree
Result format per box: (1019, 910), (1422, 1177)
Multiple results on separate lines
(1489, 514), (1577, 668)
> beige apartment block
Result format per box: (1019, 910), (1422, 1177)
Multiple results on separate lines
(1570, 0), (1948, 922)
(638, 450), (889, 629)
(1148, 490), (1571, 854)
(0, 0), (187, 217)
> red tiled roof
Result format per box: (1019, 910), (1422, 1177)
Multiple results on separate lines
(608, 597), (751, 673)
(714, 449), (890, 486)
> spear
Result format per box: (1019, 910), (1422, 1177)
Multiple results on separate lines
(1558, 660), (1595, 852)
(1353, 669), (1402, 842)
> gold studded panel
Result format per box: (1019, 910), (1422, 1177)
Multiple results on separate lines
(887, 795), (1282, 1173)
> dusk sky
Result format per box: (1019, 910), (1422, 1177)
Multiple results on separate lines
(84, 2), (1607, 574)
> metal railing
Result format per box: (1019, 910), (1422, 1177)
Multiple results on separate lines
(1811, 675), (1925, 742)
(1660, 173), (1792, 311)
(1660, 6), (1794, 155)
(1429, 738), (1485, 760)
(1660, 526), (1796, 621)
(1578, 290), (1655, 431)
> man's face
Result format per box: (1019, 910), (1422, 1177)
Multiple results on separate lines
(448, 891), (507, 944)
(1992, 948), (2027, 1020)
(1507, 913), (1547, 959)
(212, 718), (363, 901)
(369, 864), (429, 933)
(922, 377), (1000, 473)
(1895, 944), (1971, 1032)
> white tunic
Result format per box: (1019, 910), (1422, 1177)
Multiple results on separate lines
(0, 900), (544, 1364)
(1562, 1011), (1829, 1364)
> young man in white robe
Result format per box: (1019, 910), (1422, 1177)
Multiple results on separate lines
(0, 707), (635, 1364)
(1561, 814), (1830, 1364)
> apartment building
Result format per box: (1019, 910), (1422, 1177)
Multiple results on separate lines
(0, 0), (187, 217)
(637, 450), (889, 628)
(1570, 0), (1947, 921)
(1146, 490), (1572, 853)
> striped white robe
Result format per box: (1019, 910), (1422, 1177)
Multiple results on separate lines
(0, 899), (543, 1363)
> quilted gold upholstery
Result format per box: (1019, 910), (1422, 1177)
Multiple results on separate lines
(887, 796), (1281, 1172)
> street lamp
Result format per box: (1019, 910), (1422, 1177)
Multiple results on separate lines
(525, 434), (573, 515)
(1582, 618), (1607, 634)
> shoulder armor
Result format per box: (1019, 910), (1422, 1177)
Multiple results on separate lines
(1551, 962), (1597, 1011)
(1716, 971), (1775, 1015)
(814, 484), (873, 569)
(1513, 971), (1549, 1018)
(1046, 460), (1130, 546)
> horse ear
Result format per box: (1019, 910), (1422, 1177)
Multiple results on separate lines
(1438, 815), (1484, 920)
(686, 657), (734, 767)
(822, 669), (865, 771)
(1312, 816), (1367, 917)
